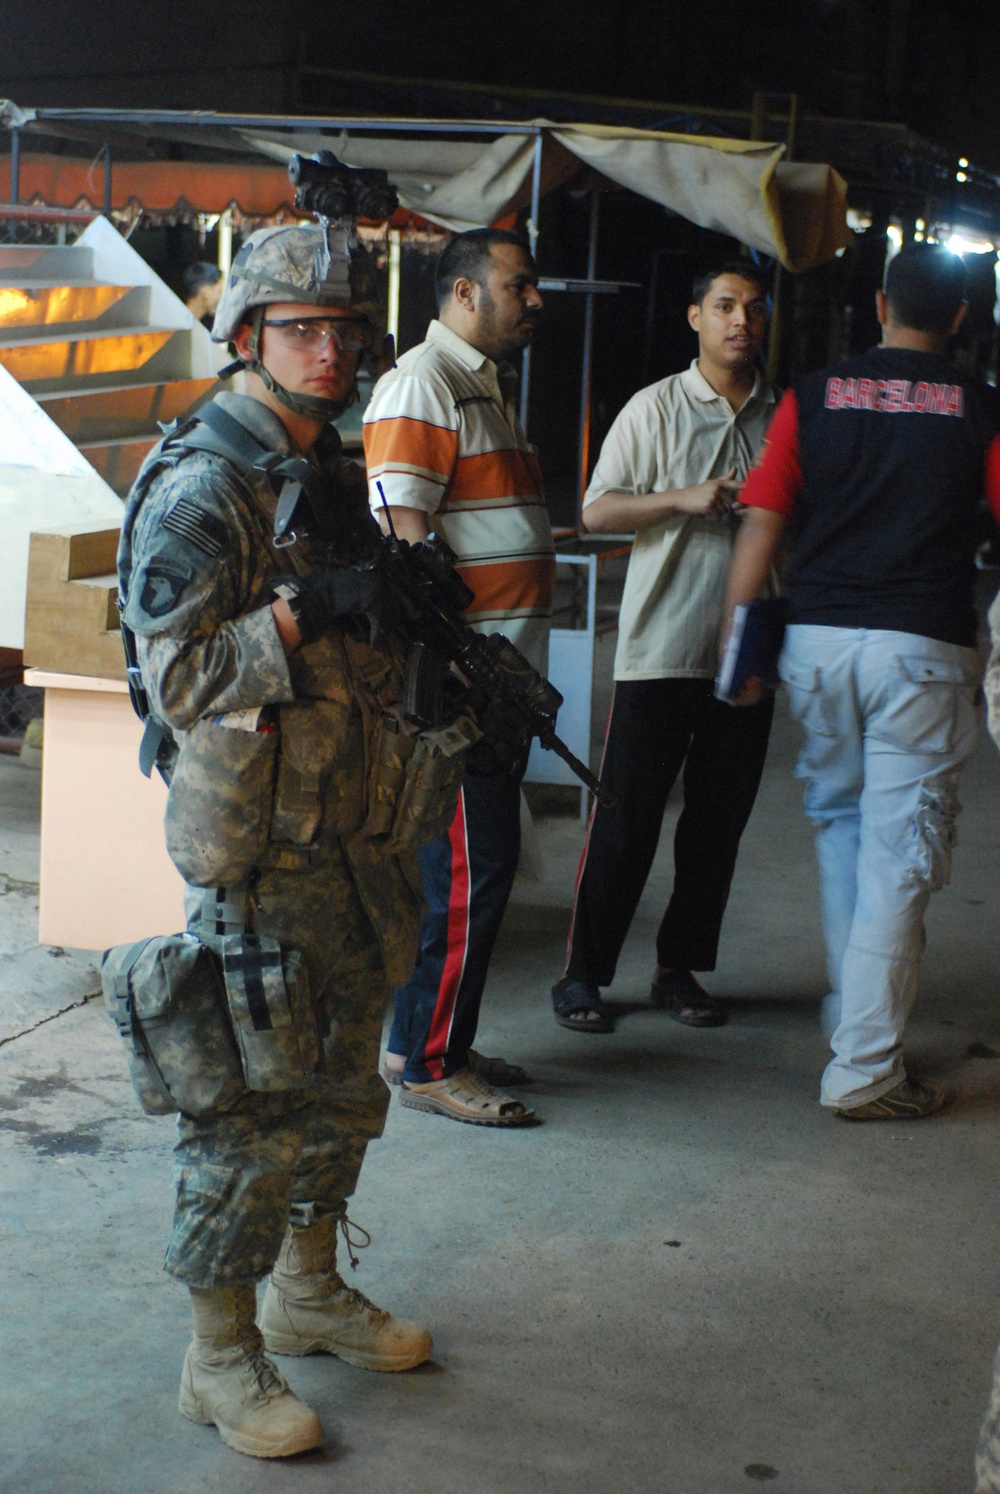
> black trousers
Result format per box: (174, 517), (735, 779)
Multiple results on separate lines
(565, 678), (774, 985)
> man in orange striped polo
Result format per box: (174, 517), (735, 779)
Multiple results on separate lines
(363, 229), (554, 1126)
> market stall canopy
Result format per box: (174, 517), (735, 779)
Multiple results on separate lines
(1, 105), (850, 272)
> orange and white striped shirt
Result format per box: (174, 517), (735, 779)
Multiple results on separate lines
(363, 320), (554, 673)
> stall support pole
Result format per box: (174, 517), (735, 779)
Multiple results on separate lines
(218, 208), (233, 274)
(102, 145), (112, 217)
(387, 227), (402, 350)
(519, 129), (544, 432)
(9, 128), (19, 204)
(576, 187), (601, 529)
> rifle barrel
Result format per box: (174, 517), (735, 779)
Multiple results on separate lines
(538, 728), (615, 809)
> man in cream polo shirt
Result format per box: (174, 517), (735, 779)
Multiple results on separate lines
(551, 260), (779, 1035)
(364, 228), (554, 1125)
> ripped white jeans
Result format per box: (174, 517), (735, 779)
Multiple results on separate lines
(780, 625), (982, 1109)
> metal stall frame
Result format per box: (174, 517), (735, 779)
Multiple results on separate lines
(2, 107), (632, 794)
(2, 108), (637, 503)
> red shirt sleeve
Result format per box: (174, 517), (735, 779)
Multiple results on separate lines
(985, 433), (1000, 525)
(741, 389), (802, 517)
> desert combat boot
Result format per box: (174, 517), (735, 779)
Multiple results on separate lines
(260, 1215), (432, 1371)
(179, 1284), (323, 1458)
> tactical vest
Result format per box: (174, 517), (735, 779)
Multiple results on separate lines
(118, 400), (478, 889)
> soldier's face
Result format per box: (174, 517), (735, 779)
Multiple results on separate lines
(238, 302), (364, 405)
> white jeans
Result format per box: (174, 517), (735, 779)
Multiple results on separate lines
(780, 625), (981, 1109)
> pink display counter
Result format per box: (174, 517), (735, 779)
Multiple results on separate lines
(25, 669), (185, 950)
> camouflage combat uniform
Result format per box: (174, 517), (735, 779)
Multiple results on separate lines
(976, 1339), (1000, 1491)
(986, 591), (1000, 752)
(977, 596), (1000, 1488)
(120, 389), (424, 1288)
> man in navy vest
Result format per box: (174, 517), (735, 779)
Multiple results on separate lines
(724, 245), (1000, 1120)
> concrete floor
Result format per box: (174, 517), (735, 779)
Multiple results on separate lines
(2, 657), (1000, 1494)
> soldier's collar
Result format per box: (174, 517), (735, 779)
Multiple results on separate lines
(214, 390), (297, 455)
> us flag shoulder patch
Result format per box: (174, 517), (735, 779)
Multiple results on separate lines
(163, 499), (229, 557)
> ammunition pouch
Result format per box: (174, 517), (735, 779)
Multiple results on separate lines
(271, 696), (366, 845)
(364, 702), (481, 852)
(219, 932), (320, 1090)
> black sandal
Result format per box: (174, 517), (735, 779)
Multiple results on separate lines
(552, 977), (614, 1034)
(650, 970), (728, 1028)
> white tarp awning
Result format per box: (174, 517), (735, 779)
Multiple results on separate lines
(238, 119), (850, 272)
(2, 105), (850, 271)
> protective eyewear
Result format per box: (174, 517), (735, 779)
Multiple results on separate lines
(261, 317), (373, 354)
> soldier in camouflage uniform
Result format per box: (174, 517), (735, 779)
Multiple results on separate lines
(976, 1340), (1000, 1492)
(974, 599), (1000, 1490)
(118, 218), (441, 1459)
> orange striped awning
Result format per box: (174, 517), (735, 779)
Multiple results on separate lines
(0, 153), (481, 230)
(0, 153), (293, 217)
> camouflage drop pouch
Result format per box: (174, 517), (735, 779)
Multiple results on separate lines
(219, 933), (321, 1091)
(102, 934), (245, 1117)
(164, 712), (278, 886)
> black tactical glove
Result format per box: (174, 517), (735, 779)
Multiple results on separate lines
(271, 568), (396, 646)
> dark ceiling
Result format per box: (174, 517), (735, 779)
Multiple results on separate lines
(3, 0), (999, 171)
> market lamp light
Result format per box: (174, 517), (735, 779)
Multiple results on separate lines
(946, 230), (996, 256)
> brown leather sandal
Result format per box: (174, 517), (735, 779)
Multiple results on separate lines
(400, 1068), (539, 1126)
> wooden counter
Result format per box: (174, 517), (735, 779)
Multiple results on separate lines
(25, 669), (185, 950)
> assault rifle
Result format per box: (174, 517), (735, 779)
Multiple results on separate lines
(372, 485), (613, 808)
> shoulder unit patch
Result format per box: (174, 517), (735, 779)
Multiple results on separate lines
(139, 560), (192, 618)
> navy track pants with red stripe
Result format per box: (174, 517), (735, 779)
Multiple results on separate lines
(388, 771), (522, 1084)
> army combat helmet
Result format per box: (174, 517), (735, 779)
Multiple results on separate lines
(212, 151), (398, 422)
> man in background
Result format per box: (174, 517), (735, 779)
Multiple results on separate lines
(364, 228), (554, 1127)
(551, 260), (777, 1035)
(724, 244), (1000, 1119)
(183, 260), (223, 328)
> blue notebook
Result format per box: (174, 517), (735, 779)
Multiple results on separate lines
(715, 597), (789, 701)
